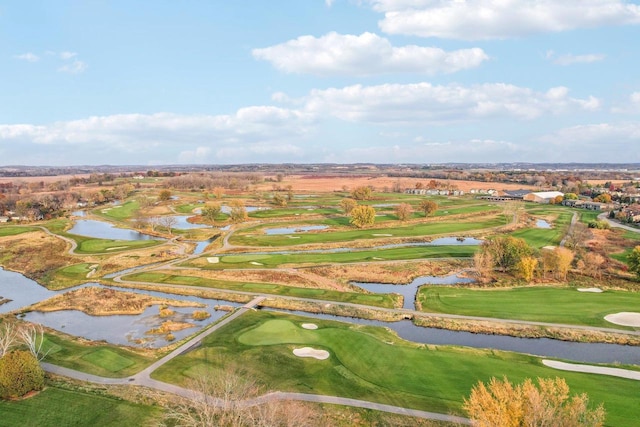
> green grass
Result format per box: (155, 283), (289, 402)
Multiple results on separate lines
(73, 237), (161, 254)
(42, 333), (154, 377)
(56, 263), (93, 279)
(0, 384), (160, 426)
(417, 286), (640, 328)
(189, 245), (477, 270)
(230, 215), (507, 247)
(0, 225), (38, 236)
(249, 207), (340, 218)
(511, 209), (574, 248)
(579, 210), (601, 224)
(95, 200), (140, 221)
(152, 310), (640, 427)
(123, 271), (401, 308)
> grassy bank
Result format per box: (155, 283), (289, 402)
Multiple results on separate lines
(417, 286), (640, 329)
(152, 310), (640, 427)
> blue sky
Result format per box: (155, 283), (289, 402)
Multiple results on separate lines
(1, 0), (640, 165)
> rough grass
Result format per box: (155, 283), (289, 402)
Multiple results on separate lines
(123, 271), (401, 308)
(417, 286), (640, 329)
(152, 310), (640, 427)
(0, 384), (160, 426)
(0, 225), (38, 236)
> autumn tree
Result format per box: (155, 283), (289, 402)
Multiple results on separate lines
(349, 205), (376, 228)
(213, 187), (225, 199)
(272, 193), (287, 207)
(339, 198), (357, 215)
(419, 200), (438, 217)
(481, 236), (533, 272)
(577, 252), (605, 279)
(542, 247), (575, 280)
(474, 250), (494, 283)
(351, 186), (372, 201)
(158, 215), (178, 236)
(629, 246), (640, 279)
(395, 203), (413, 221)
(201, 203), (221, 224)
(464, 377), (605, 427)
(229, 200), (247, 223)
(515, 256), (538, 283)
(159, 189), (172, 201)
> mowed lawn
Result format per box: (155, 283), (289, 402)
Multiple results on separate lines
(418, 286), (640, 328)
(230, 215), (506, 247)
(0, 225), (39, 236)
(123, 271), (400, 308)
(0, 385), (160, 426)
(152, 310), (640, 427)
(190, 245), (477, 270)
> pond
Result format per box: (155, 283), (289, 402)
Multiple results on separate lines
(165, 215), (212, 230)
(68, 219), (158, 241)
(350, 274), (475, 310)
(271, 308), (640, 365)
(264, 225), (329, 235)
(536, 219), (552, 228)
(220, 205), (267, 214)
(0, 268), (241, 348)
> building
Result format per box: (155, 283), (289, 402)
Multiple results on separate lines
(523, 191), (564, 204)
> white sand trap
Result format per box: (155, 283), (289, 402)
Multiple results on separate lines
(372, 233), (393, 236)
(604, 312), (640, 327)
(301, 323), (318, 330)
(106, 247), (127, 251)
(287, 236), (301, 239)
(578, 287), (603, 293)
(543, 360), (640, 381)
(207, 257), (219, 264)
(250, 261), (263, 265)
(372, 257), (384, 260)
(293, 347), (329, 360)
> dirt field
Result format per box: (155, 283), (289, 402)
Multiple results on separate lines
(257, 175), (539, 193)
(0, 174), (92, 184)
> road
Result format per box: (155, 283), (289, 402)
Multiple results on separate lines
(598, 212), (640, 233)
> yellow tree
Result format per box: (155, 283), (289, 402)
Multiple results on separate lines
(515, 256), (538, 283)
(349, 205), (376, 228)
(395, 203), (412, 221)
(419, 200), (438, 217)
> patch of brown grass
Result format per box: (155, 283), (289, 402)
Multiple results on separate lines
(146, 320), (195, 334)
(29, 286), (204, 315)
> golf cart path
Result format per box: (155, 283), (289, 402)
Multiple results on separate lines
(41, 296), (470, 425)
(598, 212), (640, 233)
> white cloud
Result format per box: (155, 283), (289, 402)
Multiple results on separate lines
(15, 52), (39, 62)
(538, 122), (640, 161)
(252, 32), (488, 76)
(612, 91), (640, 113)
(0, 108), (313, 163)
(325, 0), (335, 6)
(293, 82), (599, 123)
(366, 0), (640, 40)
(59, 51), (78, 60)
(546, 50), (606, 65)
(58, 60), (88, 74)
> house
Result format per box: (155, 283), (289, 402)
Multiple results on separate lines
(503, 189), (532, 200)
(523, 191), (564, 204)
(622, 204), (640, 222)
(0, 216), (9, 223)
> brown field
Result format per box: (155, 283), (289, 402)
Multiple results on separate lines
(0, 173), (92, 184)
(29, 286), (203, 315)
(257, 174), (539, 193)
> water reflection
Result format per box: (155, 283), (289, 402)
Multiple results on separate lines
(264, 225), (329, 235)
(68, 219), (158, 241)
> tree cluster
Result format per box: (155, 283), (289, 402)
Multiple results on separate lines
(0, 322), (47, 400)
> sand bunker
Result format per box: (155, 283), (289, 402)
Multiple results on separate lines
(372, 233), (393, 236)
(293, 347), (329, 360)
(301, 323), (318, 330)
(604, 312), (640, 327)
(287, 236), (301, 239)
(250, 261), (263, 265)
(207, 257), (219, 264)
(577, 287), (603, 293)
(106, 247), (127, 251)
(543, 360), (640, 381)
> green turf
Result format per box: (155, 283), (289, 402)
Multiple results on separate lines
(73, 237), (161, 254)
(189, 245), (477, 270)
(417, 286), (640, 328)
(96, 200), (140, 220)
(0, 384), (160, 426)
(57, 263), (93, 279)
(0, 225), (38, 236)
(152, 310), (640, 427)
(81, 348), (136, 372)
(42, 334), (154, 378)
(123, 272), (401, 308)
(230, 215), (506, 247)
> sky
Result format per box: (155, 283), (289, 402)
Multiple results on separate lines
(1, 0), (640, 166)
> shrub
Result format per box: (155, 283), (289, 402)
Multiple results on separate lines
(0, 350), (45, 399)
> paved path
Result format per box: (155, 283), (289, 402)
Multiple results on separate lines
(598, 212), (640, 233)
(543, 360), (640, 381)
(560, 212), (578, 247)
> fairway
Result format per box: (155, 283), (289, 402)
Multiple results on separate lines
(0, 385), (159, 426)
(0, 225), (38, 236)
(152, 310), (640, 427)
(418, 286), (640, 328)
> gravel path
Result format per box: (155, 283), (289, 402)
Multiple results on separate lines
(543, 360), (640, 381)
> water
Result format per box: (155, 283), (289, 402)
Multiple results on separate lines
(351, 274), (475, 310)
(536, 219), (552, 228)
(220, 205), (266, 214)
(271, 309), (640, 365)
(264, 225), (329, 235)
(0, 268), (241, 347)
(68, 219), (158, 241)
(166, 215), (212, 230)
(192, 238), (216, 255)
(71, 210), (87, 217)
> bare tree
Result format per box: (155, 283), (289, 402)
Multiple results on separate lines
(0, 322), (17, 358)
(158, 216), (178, 236)
(18, 324), (49, 361)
